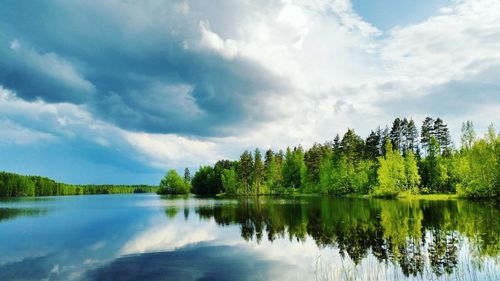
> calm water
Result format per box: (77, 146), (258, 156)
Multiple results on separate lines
(0, 194), (499, 281)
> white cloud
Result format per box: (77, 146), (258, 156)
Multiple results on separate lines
(182, 0), (500, 158)
(122, 131), (222, 169)
(199, 21), (244, 59)
(0, 86), (110, 142)
(0, 119), (55, 145)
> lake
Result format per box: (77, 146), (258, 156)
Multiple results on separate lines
(0, 194), (498, 281)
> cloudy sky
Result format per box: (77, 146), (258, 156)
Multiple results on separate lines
(1, 0), (499, 184)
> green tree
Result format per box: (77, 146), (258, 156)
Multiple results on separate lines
(158, 170), (190, 194)
(456, 128), (498, 198)
(365, 129), (381, 161)
(340, 129), (364, 163)
(404, 151), (421, 193)
(253, 148), (265, 194)
(304, 143), (331, 188)
(184, 168), (191, 182)
(390, 117), (404, 152)
(191, 166), (216, 194)
(222, 167), (239, 195)
(434, 118), (451, 154)
(406, 119), (419, 154)
(238, 150), (254, 194)
(264, 149), (283, 194)
(282, 147), (306, 190)
(374, 141), (406, 197)
(421, 117), (435, 155)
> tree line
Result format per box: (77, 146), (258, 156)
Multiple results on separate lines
(183, 117), (499, 198)
(0, 172), (158, 197)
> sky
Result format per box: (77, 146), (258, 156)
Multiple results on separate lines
(1, 0), (499, 184)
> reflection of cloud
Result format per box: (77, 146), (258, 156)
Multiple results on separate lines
(89, 241), (106, 251)
(120, 220), (216, 255)
(88, 244), (308, 281)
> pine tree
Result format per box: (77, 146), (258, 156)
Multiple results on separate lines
(406, 119), (419, 154)
(253, 148), (265, 194)
(264, 149), (274, 172)
(421, 117), (435, 155)
(365, 130), (381, 161)
(340, 129), (364, 163)
(304, 143), (327, 185)
(434, 118), (451, 154)
(401, 118), (409, 154)
(282, 147), (306, 189)
(381, 126), (391, 155)
(184, 168), (191, 182)
(238, 150), (254, 194)
(390, 118), (403, 153)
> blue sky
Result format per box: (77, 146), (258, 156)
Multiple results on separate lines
(352, 0), (452, 30)
(1, 0), (499, 184)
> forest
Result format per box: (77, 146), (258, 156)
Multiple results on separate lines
(183, 117), (499, 198)
(0, 172), (158, 197)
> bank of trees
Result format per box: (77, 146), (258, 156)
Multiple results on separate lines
(0, 172), (158, 197)
(190, 117), (499, 198)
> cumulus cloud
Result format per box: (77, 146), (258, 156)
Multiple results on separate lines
(0, 0), (288, 136)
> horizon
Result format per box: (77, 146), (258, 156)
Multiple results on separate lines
(1, 0), (499, 185)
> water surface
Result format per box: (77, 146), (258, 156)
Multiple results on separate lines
(0, 194), (498, 280)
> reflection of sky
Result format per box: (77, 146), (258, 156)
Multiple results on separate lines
(0, 195), (498, 281)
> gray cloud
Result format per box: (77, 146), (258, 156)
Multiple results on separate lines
(376, 64), (500, 117)
(0, 0), (287, 136)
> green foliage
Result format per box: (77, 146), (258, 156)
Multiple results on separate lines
(282, 147), (306, 190)
(184, 168), (191, 182)
(238, 150), (254, 194)
(252, 149), (265, 194)
(191, 166), (216, 194)
(456, 130), (499, 198)
(221, 167), (239, 195)
(404, 151), (421, 192)
(304, 143), (331, 186)
(158, 169), (190, 195)
(182, 117), (498, 199)
(375, 141), (406, 197)
(264, 149), (283, 194)
(0, 171), (157, 197)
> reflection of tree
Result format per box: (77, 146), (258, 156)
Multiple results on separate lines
(428, 230), (459, 276)
(380, 200), (426, 276)
(164, 207), (179, 218)
(457, 200), (500, 259)
(193, 197), (499, 277)
(397, 237), (424, 277)
(0, 207), (47, 222)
